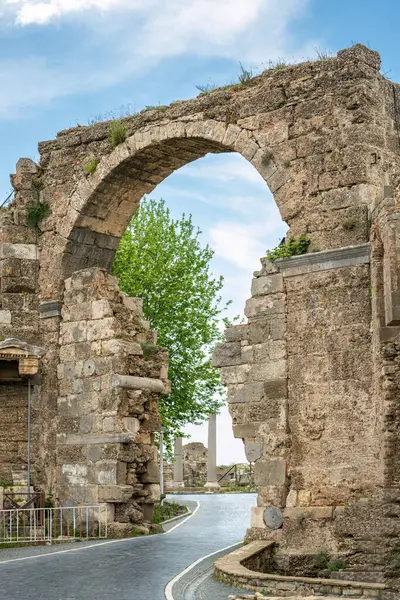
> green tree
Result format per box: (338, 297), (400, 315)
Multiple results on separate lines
(112, 198), (227, 443)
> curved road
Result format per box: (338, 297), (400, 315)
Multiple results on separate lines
(0, 494), (255, 600)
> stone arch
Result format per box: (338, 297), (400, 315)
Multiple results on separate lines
(42, 118), (284, 295)
(6, 44), (400, 588)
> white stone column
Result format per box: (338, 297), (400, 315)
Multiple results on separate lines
(173, 437), (184, 488)
(205, 413), (220, 490)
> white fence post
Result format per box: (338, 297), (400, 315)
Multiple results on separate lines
(0, 505), (107, 544)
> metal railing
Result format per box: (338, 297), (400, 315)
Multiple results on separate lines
(217, 463), (253, 487)
(2, 490), (45, 511)
(0, 505), (108, 544)
(0, 190), (14, 208)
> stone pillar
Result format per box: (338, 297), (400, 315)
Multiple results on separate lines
(204, 414), (220, 490)
(173, 437), (184, 488)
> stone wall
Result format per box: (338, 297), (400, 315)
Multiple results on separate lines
(215, 542), (392, 599)
(0, 383), (29, 481)
(213, 242), (400, 585)
(55, 267), (168, 525)
(0, 159), (41, 483)
(0, 167), (168, 527)
(182, 442), (208, 487)
(1, 42), (400, 583)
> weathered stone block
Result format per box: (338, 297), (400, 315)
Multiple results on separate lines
(250, 506), (265, 528)
(87, 317), (119, 341)
(251, 274), (283, 297)
(249, 360), (286, 382)
(0, 310), (11, 324)
(232, 424), (258, 439)
(143, 483), (160, 504)
(98, 485), (133, 503)
(92, 299), (113, 320)
(245, 441), (263, 462)
(140, 461), (159, 483)
(231, 382), (264, 404)
(264, 379), (288, 399)
(254, 459), (287, 487)
(62, 302), (92, 322)
(60, 321), (87, 344)
(122, 417), (140, 434)
(212, 342), (242, 367)
(101, 339), (143, 356)
(258, 486), (288, 508)
(283, 506), (333, 520)
(298, 490), (312, 506)
(225, 324), (248, 342)
(285, 489), (298, 508)
(102, 417), (115, 433)
(94, 460), (127, 485)
(0, 243), (38, 260)
(244, 294), (285, 319)
(220, 364), (250, 385)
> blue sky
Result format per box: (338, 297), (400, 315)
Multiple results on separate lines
(1, 0), (398, 463)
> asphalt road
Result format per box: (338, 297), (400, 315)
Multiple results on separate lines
(0, 493), (256, 600)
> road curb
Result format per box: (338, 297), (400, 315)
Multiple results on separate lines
(164, 541), (242, 600)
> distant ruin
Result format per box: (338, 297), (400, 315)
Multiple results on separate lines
(1, 43), (400, 592)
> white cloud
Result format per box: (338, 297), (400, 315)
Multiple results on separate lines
(209, 209), (287, 270)
(210, 222), (269, 271)
(182, 156), (267, 188)
(136, 0), (265, 60)
(4, 0), (144, 25)
(0, 0), (316, 115)
(0, 55), (129, 116)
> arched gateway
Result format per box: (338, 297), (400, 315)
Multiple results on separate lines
(1, 44), (400, 590)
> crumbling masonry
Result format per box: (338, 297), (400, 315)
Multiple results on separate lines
(1, 44), (400, 589)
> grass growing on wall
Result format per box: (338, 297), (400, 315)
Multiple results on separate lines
(108, 120), (127, 148)
(26, 200), (51, 231)
(266, 234), (310, 262)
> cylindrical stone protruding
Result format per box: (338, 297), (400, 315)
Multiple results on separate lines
(111, 374), (165, 394)
(205, 413), (220, 490)
(173, 437), (184, 488)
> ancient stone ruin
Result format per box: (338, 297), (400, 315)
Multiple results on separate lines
(182, 442), (208, 488)
(1, 43), (400, 592)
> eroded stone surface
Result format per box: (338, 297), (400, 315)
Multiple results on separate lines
(1, 43), (400, 591)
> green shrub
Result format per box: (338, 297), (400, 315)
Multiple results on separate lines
(266, 58), (292, 70)
(26, 200), (51, 230)
(84, 157), (100, 175)
(196, 83), (218, 94)
(88, 104), (136, 126)
(108, 120), (127, 148)
(266, 234), (311, 262)
(238, 63), (253, 84)
(44, 493), (54, 508)
(312, 551), (330, 570)
(315, 47), (333, 60)
(141, 105), (169, 113)
(153, 501), (187, 524)
(328, 558), (347, 571)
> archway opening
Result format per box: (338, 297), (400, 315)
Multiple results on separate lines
(140, 151), (286, 470)
(104, 149), (286, 479)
